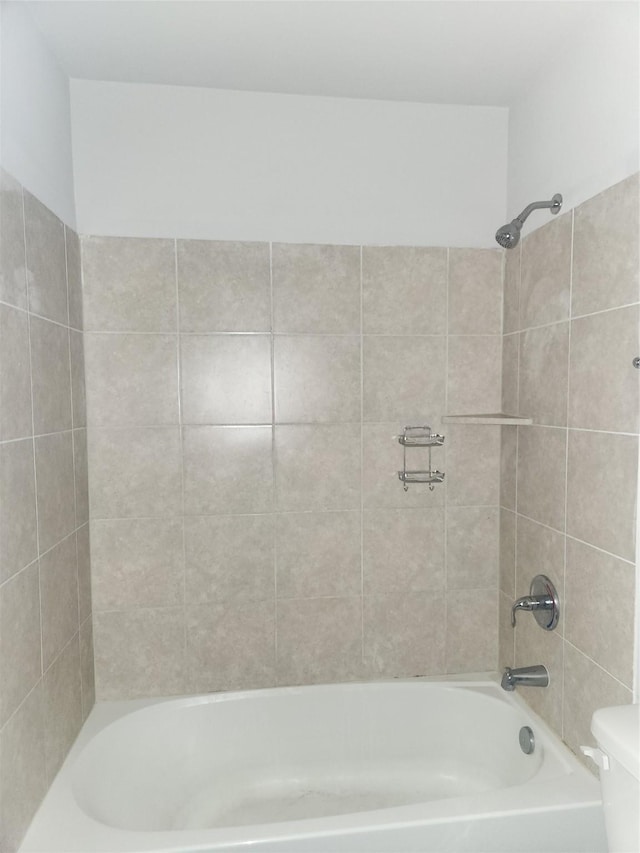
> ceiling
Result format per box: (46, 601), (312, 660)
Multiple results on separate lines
(25, 1), (622, 106)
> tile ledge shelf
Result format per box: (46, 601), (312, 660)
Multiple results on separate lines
(442, 413), (533, 425)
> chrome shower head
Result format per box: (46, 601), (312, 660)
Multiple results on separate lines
(495, 193), (562, 249)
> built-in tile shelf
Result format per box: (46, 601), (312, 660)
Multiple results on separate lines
(442, 413), (533, 425)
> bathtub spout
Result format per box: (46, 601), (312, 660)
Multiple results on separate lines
(501, 665), (549, 691)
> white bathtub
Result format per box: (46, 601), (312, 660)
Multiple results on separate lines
(21, 678), (606, 853)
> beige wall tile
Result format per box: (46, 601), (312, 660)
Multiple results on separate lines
(79, 616), (95, 721)
(276, 511), (360, 599)
(502, 243), (520, 334)
(274, 335), (360, 423)
(572, 173), (639, 316)
(519, 322), (569, 426)
(181, 334), (271, 425)
(185, 514), (274, 603)
(517, 426), (566, 530)
(566, 430), (637, 561)
(0, 168), (27, 309)
(69, 330), (86, 429)
(88, 427), (182, 518)
(0, 436), (37, 586)
(446, 589), (497, 673)
(273, 243), (360, 334)
(447, 506), (499, 589)
(563, 643), (632, 761)
(447, 424), (501, 506)
(565, 538), (635, 686)
(363, 246), (447, 335)
(500, 425), (517, 510)
(499, 508), (516, 598)
(76, 524), (92, 624)
(0, 305), (32, 440)
(178, 240), (271, 332)
(73, 429), (89, 528)
(186, 600), (275, 692)
(363, 335), (445, 423)
(568, 306), (639, 433)
(520, 213), (572, 329)
(94, 607), (185, 700)
(43, 636), (82, 784)
(275, 424), (360, 511)
(91, 518), (184, 611)
(448, 249), (503, 335)
(514, 616), (563, 734)
(34, 431), (76, 554)
(24, 191), (67, 325)
(85, 333), (179, 427)
(516, 516), (565, 615)
(363, 592), (445, 677)
(277, 597), (362, 685)
(65, 227), (83, 331)
(81, 236), (176, 332)
(39, 535), (79, 672)
(183, 426), (273, 514)
(501, 333), (519, 415)
(498, 591), (515, 670)
(0, 683), (46, 853)
(362, 422), (445, 509)
(363, 508), (444, 594)
(0, 563), (41, 726)
(447, 335), (502, 414)
(29, 316), (72, 435)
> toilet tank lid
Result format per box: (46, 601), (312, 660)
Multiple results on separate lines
(591, 704), (639, 779)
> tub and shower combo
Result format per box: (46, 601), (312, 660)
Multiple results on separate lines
(21, 678), (605, 853)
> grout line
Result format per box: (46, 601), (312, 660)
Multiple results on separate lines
(444, 247), (450, 672)
(270, 242), (279, 672)
(359, 245), (365, 669)
(563, 639), (635, 694)
(174, 239), (188, 693)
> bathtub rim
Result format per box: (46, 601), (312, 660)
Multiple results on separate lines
(19, 673), (603, 853)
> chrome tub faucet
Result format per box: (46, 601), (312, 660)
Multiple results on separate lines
(501, 665), (549, 691)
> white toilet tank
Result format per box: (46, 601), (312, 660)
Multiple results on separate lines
(588, 704), (639, 853)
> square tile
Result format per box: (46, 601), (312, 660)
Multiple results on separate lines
(34, 431), (76, 553)
(273, 243), (360, 334)
(502, 243), (520, 334)
(499, 508), (516, 598)
(66, 227), (83, 330)
(519, 322), (569, 426)
(76, 524), (92, 624)
(363, 336), (445, 423)
(85, 333), (179, 427)
(185, 514), (274, 603)
(516, 515), (565, 610)
(500, 425), (517, 511)
(0, 305), (32, 440)
(39, 535), (79, 671)
(276, 511), (361, 599)
(183, 426), (273, 515)
(88, 427), (182, 519)
(274, 335), (360, 423)
(447, 336), (502, 414)
(0, 168), (27, 309)
(363, 246), (446, 334)
(447, 424), (500, 506)
(79, 616), (95, 720)
(517, 425), (566, 530)
(81, 236), (176, 332)
(446, 506), (499, 589)
(181, 335), (271, 425)
(186, 601), (275, 692)
(0, 439), (37, 582)
(91, 518), (184, 611)
(567, 430), (637, 561)
(363, 508), (444, 593)
(448, 249), (502, 335)
(520, 213), (572, 329)
(29, 316), (72, 435)
(69, 329), (87, 429)
(178, 240), (270, 332)
(446, 589), (497, 673)
(24, 191), (67, 325)
(73, 428), (89, 527)
(275, 424), (360, 511)
(43, 635), (82, 783)
(501, 333), (519, 416)
(277, 597), (362, 685)
(572, 173), (639, 316)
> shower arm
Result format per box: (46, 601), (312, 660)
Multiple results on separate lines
(513, 195), (562, 226)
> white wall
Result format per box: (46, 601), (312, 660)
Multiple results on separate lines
(0, 2), (75, 227)
(70, 79), (508, 247)
(508, 1), (639, 234)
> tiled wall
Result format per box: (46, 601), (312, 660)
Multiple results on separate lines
(0, 169), (93, 851)
(499, 173), (639, 763)
(82, 238), (504, 699)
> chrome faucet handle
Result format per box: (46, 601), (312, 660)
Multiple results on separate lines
(511, 575), (559, 631)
